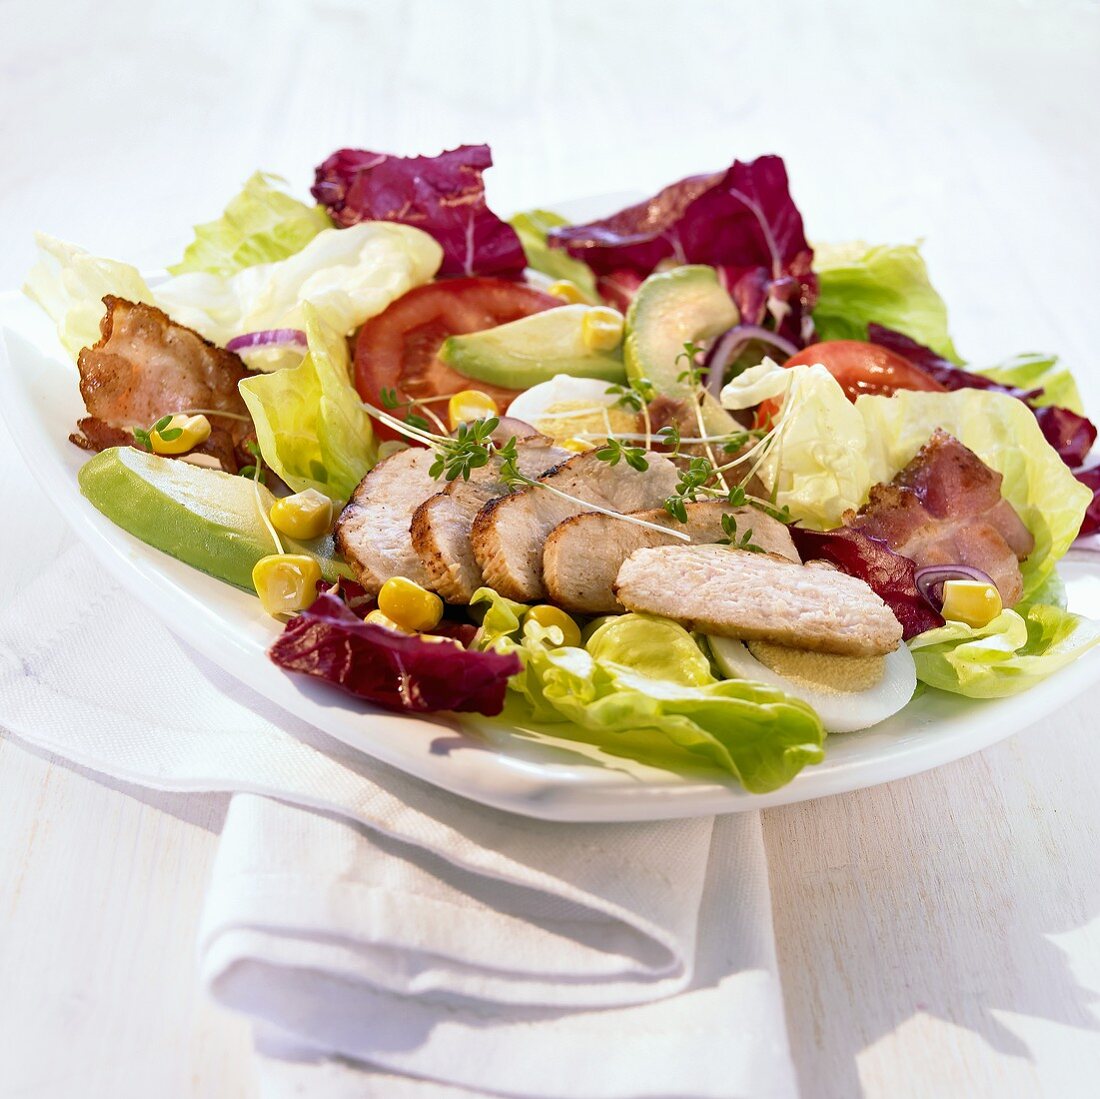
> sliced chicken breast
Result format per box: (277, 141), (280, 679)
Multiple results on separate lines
(334, 447), (439, 595)
(471, 450), (680, 602)
(614, 544), (903, 656)
(543, 502), (799, 614)
(411, 437), (568, 604)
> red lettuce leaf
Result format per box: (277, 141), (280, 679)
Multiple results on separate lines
(549, 156), (817, 345)
(1076, 467), (1100, 537)
(868, 323), (1098, 473)
(270, 594), (520, 715)
(788, 526), (945, 639)
(312, 145), (526, 278)
(866, 324), (1036, 399)
(1033, 405), (1097, 469)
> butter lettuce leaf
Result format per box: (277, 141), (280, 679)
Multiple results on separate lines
(471, 592), (825, 792)
(168, 172), (332, 277)
(858, 390), (1093, 599)
(239, 303), (376, 502)
(974, 352), (1084, 414)
(509, 210), (598, 299)
(813, 241), (959, 360)
(24, 233), (155, 359)
(909, 596), (1100, 698)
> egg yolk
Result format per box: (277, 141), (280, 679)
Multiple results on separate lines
(532, 400), (639, 443)
(747, 640), (886, 695)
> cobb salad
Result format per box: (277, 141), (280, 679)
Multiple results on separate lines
(22, 145), (1100, 794)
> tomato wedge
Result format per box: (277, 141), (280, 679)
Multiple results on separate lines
(354, 278), (560, 440)
(754, 339), (947, 428)
(783, 340), (946, 400)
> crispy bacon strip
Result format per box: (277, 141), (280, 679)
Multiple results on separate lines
(846, 429), (1034, 607)
(73, 295), (250, 449)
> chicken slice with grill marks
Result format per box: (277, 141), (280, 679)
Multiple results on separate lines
(334, 447), (440, 596)
(543, 501), (799, 614)
(411, 436), (569, 603)
(614, 544), (903, 657)
(470, 450), (680, 603)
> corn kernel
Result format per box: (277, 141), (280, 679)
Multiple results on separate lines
(581, 306), (624, 352)
(448, 389), (499, 430)
(270, 488), (334, 540)
(365, 609), (412, 633)
(525, 604), (582, 648)
(547, 280), (588, 304)
(378, 576), (444, 632)
(150, 414), (212, 455)
(941, 580), (1002, 628)
(252, 554), (322, 617)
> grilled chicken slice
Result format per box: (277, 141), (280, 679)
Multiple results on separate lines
(74, 295), (250, 445)
(847, 429), (1034, 606)
(614, 544), (903, 656)
(334, 448), (439, 595)
(471, 450), (680, 602)
(411, 437), (568, 604)
(543, 502), (799, 614)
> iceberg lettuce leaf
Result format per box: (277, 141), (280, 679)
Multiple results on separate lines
(975, 352), (1084, 414)
(168, 172), (332, 277)
(23, 233), (155, 359)
(813, 241), (958, 360)
(909, 596), (1100, 698)
(471, 591), (825, 792)
(239, 303), (376, 501)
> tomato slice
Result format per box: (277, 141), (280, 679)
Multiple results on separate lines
(783, 340), (946, 400)
(754, 339), (947, 428)
(354, 278), (560, 440)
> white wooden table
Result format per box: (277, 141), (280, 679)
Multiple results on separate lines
(3, 1), (1099, 1095)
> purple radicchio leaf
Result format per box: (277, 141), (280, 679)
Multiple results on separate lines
(270, 593), (521, 716)
(548, 156), (818, 345)
(1075, 466), (1100, 538)
(312, 144), (527, 278)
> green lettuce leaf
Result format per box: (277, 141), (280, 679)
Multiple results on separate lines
(238, 303), (376, 501)
(974, 352), (1084, 414)
(813, 241), (959, 360)
(858, 389), (1093, 599)
(23, 233), (155, 359)
(909, 595), (1100, 698)
(168, 172), (332, 277)
(471, 591), (825, 792)
(509, 210), (599, 300)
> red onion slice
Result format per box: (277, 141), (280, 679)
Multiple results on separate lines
(703, 324), (800, 397)
(914, 564), (996, 610)
(226, 328), (308, 353)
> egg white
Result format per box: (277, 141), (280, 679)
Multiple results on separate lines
(708, 635), (916, 733)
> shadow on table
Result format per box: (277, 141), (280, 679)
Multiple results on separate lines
(764, 700), (1100, 1099)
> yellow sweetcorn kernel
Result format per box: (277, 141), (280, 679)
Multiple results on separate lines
(581, 306), (624, 352)
(150, 414), (211, 455)
(365, 609), (412, 633)
(525, 604), (582, 648)
(448, 389), (499, 430)
(270, 488), (334, 540)
(378, 576), (444, 633)
(940, 580), (1003, 629)
(252, 554), (322, 617)
(546, 280), (588, 304)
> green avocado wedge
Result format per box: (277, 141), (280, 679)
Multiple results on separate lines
(624, 265), (739, 398)
(78, 447), (347, 591)
(438, 304), (627, 390)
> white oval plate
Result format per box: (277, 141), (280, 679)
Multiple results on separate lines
(4, 203), (1099, 821)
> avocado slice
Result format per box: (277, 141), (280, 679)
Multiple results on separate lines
(623, 266), (739, 398)
(439, 304), (627, 390)
(79, 447), (347, 591)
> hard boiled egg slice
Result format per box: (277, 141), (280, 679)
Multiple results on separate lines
(506, 375), (638, 446)
(708, 635), (916, 733)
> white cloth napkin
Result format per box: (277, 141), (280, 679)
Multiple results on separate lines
(0, 548), (798, 1098)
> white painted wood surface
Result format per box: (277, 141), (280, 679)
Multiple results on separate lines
(2, 1), (1099, 1095)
